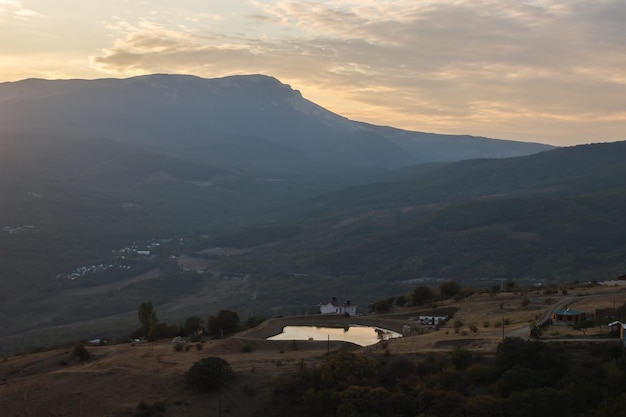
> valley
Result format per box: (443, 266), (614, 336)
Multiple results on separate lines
(1, 74), (625, 357)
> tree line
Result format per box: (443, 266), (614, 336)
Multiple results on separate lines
(258, 337), (626, 417)
(134, 300), (264, 342)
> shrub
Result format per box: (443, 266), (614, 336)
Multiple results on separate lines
(135, 400), (166, 417)
(173, 342), (184, 352)
(453, 320), (464, 334)
(439, 281), (461, 298)
(186, 357), (234, 391)
(452, 346), (472, 369)
(72, 344), (90, 361)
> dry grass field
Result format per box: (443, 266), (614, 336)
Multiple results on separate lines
(1, 284), (625, 417)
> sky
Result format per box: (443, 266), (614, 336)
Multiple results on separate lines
(1, 0), (625, 146)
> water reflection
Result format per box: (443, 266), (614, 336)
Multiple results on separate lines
(267, 325), (402, 346)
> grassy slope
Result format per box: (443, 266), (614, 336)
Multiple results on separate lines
(1, 284), (623, 417)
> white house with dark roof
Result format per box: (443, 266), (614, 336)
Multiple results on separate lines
(319, 296), (357, 316)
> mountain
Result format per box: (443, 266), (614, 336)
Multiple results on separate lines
(8, 73), (620, 356)
(0, 74), (552, 172)
(233, 141), (626, 285)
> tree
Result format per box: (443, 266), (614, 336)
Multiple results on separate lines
(573, 318), (611, 336)
(138, 301), (158, 337)
(465, 395), (507, 417)
(207, 309), (240, 336)
(418, 389), (467, 417)
(183, 315), (204, 336)
(495, 365), (544, 397)
(320, 351), (379, 390)
(412, 286), (434, 305)
(439, 281), (461, 298)
(572, 320), (595, 335)
(186, 356), (233, 391)
(148, 322), (180, 341)
(337, 386), (391, 417)
(372, 297), (395, 313)
(395, 294), (407, 307)
(451, 346), (472, 369)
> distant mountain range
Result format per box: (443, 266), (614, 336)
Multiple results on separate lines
(0, 74), (551, 173)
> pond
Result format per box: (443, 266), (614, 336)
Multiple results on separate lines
(267, 325), (402, 347)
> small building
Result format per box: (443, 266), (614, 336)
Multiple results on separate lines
(609, 321), (626, 346)
(319, 297), (357, 316)
(552, 307), (584, 325)
(419, 315), (448, 325)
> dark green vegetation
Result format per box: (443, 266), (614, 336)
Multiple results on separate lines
(71, 343), (90, 362)
(258, 338), (626, 417)
(186, 356), (234, 391)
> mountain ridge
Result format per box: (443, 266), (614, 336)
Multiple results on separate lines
(0, 73), (553, 171)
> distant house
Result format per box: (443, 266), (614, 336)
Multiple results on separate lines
(552, 307), (584, 325)
(419, 315), (448, 325)
(319, 297), (357, 316)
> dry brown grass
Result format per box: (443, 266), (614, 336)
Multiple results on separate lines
(1, 284), (625, 417)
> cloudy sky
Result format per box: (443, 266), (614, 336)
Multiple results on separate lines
(1, 0), (624, 146)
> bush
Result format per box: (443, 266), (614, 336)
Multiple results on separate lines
(186, 357), (234, 391)
(135, 400), (166, 417)
(439, 281), (461, 298)
(72, 344), (90, 361)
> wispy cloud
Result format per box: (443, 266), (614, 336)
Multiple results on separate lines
(0, 0), (43, 20)
(87, 0), (626, 144)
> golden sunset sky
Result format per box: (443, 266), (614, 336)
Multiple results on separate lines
(1, 0), (624, 145)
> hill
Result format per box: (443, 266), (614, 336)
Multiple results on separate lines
(213, 141), (626, 283)
(1, 284), (624, 417)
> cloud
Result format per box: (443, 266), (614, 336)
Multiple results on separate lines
(0, 0), (43, 20)
(89, 0), (626, 144)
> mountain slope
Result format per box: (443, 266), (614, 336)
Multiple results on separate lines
(215, 141), (626, 283)
(0, 74), (552, 171)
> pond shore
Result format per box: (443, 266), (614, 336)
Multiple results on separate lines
(240, 314), (413, 340)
